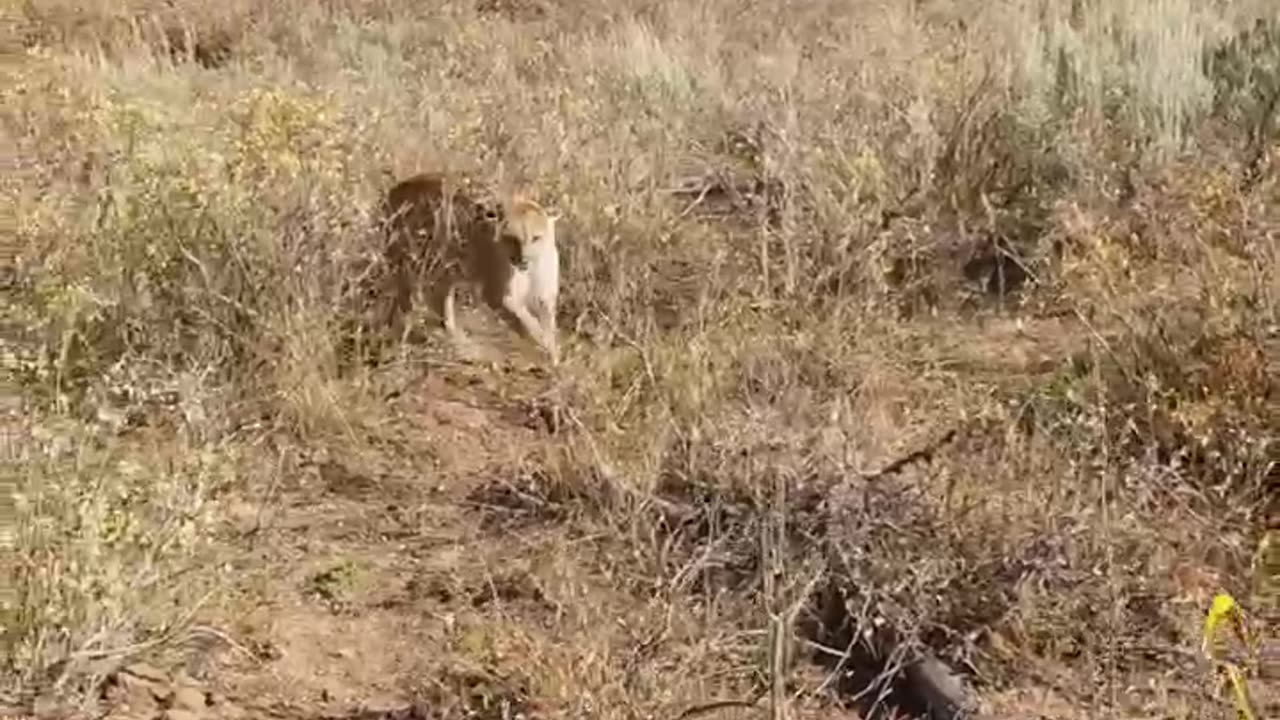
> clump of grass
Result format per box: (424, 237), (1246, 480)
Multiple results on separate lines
(6, 420), (233, 698)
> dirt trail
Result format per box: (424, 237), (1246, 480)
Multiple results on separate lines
(94, 356), (563, 719)
(83, 312), (1105, 720)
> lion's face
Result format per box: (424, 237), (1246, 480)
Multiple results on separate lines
(499, 199), (559, 270)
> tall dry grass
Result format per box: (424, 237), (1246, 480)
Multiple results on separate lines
(3, 0), (1277, 716)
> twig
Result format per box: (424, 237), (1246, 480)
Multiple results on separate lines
(676, 691), (767, 720)
(676, 181), (715, 220)
(182, 624), (264, 666)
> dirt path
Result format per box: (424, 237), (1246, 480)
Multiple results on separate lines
(214, 369), (562, 719)
(93, 357), (571, 719)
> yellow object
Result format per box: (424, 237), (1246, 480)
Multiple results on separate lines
(1201, 592), (1258, 720)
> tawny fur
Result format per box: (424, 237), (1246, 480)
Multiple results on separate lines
(380, 172), (561, 363)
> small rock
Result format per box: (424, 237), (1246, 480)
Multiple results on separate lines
(32, 693), (63, 718)
(172, 669), (202, 688)
(115, 673), (163, 708)
(164, 710), (203, 720)
(171, 686), (207, 711)
(212, 704), (247, 720)
(151, 685), (175, 705)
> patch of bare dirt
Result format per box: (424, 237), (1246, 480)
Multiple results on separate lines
(107, 361), (560, 720)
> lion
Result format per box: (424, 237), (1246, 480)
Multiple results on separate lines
(379, 172), (561, 364)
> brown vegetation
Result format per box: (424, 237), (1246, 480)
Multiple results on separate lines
(3, 0), (1278, 719)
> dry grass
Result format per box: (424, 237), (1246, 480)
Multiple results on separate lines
(3, 0), (1278, 718)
